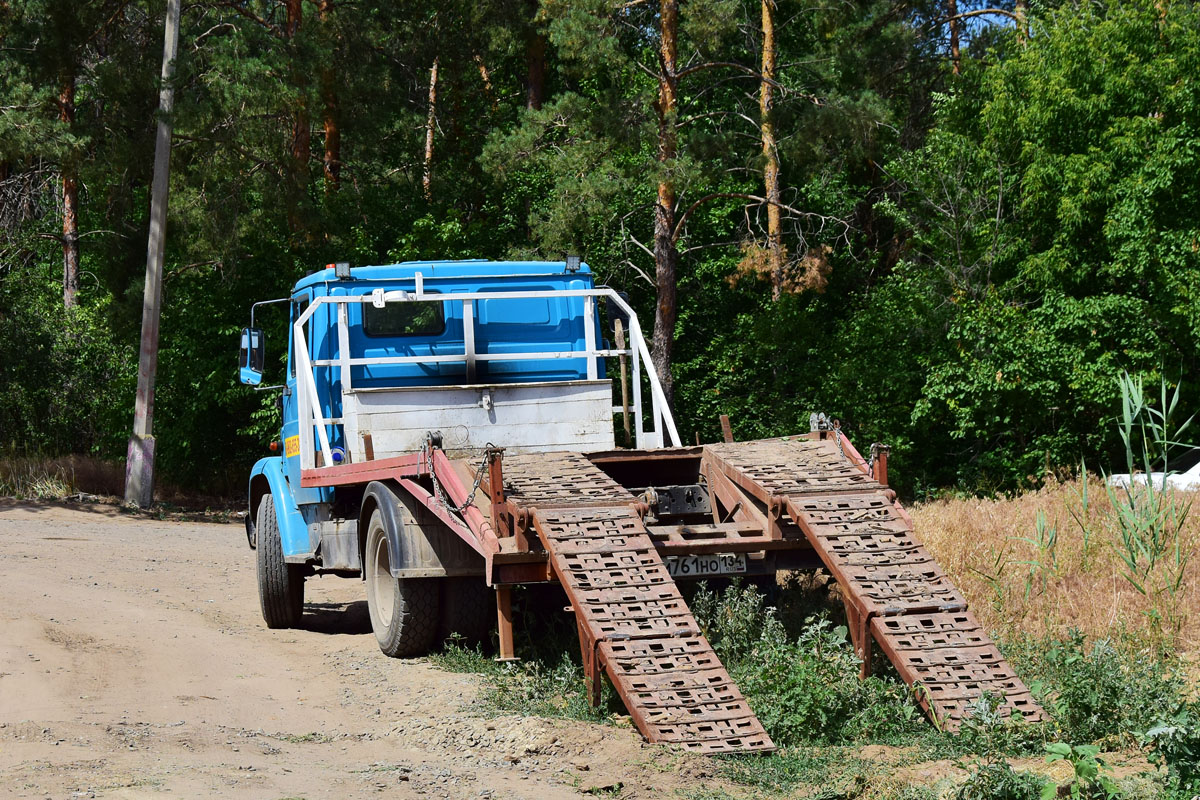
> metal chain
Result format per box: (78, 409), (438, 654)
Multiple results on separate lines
(426, 436), (492, 515)
(820, 413), (876, 475)
(832, 421), (874, 474)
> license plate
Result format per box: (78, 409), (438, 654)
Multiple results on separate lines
(665, 553), (747, 578)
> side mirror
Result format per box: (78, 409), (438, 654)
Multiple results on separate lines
(606, 292), (631, 333)
(239, 327), (264, 385)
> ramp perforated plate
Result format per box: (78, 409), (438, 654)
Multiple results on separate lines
(502, 452), (633, 508)
(706, 437), (880, 498)
(599, 639), (773, 754)
(529, 498), (774, 753)
(838, 563), (967, 616)
(872, 612), (1046, 729)
(782, 494), (967, 617)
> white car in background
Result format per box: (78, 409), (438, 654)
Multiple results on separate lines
(1107, 460), (1200, 491)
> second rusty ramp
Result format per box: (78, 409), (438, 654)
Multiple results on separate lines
(703, 437), (1045, 730)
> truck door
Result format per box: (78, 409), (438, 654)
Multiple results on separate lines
(282, 291), (328, 505)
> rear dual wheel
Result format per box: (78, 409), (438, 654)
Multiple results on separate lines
(364, 509), (439, 657)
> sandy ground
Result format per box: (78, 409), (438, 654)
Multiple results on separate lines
(0, 501), (721, 800)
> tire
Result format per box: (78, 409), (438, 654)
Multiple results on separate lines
(437, 576), (493, 649)
(364, 509), (439, 657)
(256, 494), (305, 628)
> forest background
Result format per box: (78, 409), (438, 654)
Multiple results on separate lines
(1, 0), (1198, 498)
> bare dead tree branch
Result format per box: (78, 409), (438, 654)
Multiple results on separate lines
(672, 191), (848, 243)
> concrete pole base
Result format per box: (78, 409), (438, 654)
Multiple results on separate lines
(124, 434), (156, 508)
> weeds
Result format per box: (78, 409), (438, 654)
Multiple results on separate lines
(692, 582), (924, 746)
(432, 641), (615, 724)
(715, 746), (874, 795)
(1141, 701), (1200, 796)
(952, 756), (1044, 800)
(430, 585), (618, 724)
(1006, 631), (1186, 746)
(1100, 372), (1195, 647)
(947, 691), (1047, 758)
(1042, 742), (1120, 800)
(914, 373), (1199, 651)
(432, 579), (1188, 799)
(1017, 510), (1060, 599)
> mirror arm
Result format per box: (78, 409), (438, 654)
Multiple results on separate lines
(249, 297), (291, 329)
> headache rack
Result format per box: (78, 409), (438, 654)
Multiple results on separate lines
(291, 279), (681, 470)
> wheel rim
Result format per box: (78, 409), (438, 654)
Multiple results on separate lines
(370, 532), (395, 630)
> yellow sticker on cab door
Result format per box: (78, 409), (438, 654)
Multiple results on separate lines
(284, 436), (300, 458)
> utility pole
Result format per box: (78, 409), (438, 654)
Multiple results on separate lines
(125, 0), (180, 508)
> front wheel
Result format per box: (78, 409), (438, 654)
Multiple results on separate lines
(364, 509), (439, 657)
(256, 494), (304, 628)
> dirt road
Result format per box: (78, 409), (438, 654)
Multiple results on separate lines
(0, 502), (718, 799)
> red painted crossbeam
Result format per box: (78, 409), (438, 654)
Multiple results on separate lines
(300, 452), (424, 487)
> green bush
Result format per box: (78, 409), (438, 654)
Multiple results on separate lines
(1142, 701), (1200, 796)
(1006, 630), (1186, 745)
(692, 581), (923, 746)
(952, 757), (1045, 800)
(0, 273), (135, 459)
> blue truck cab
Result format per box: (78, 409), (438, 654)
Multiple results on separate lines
(238, 259), (677, 633)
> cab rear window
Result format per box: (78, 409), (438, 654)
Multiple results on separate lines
(363, 297), (445, 337)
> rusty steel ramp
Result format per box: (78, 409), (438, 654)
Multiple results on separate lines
(502, 452), (775, 754)
(703, 437), (1045, 730)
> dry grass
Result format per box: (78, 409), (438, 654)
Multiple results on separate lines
(912, 477), (1200, 653)
(0, 454), (237, 510)
(0, 454), (123, 498)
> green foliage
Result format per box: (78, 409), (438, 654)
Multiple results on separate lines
(0, 0), (1197, 500)
(876, 0), (1200, 490)
(691, 581), (923, 746)
(1041, 742), (1121, 800)
(1141, 702), (1200, 795)
(953, 756), (1045, 800)
(1006, 631), (1186, 746)
(0, 267), (135, 457)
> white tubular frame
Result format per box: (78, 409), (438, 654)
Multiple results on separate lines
(293, 281), (680, 469)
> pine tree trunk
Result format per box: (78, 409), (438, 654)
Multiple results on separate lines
(285, 0), (309, 230)
(58, 74), (79, 308)
(760, 0), (783, 300)
(525, 16), (545, 111)
(652, 0), (679, 406)
(319, 0), (340, 191)
(947, 0), (961, 74)
(423, 57), (439, 202)
(1015, 0), (1029, 43)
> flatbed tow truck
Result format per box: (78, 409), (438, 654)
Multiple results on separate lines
(238, 259), (1042, 754)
